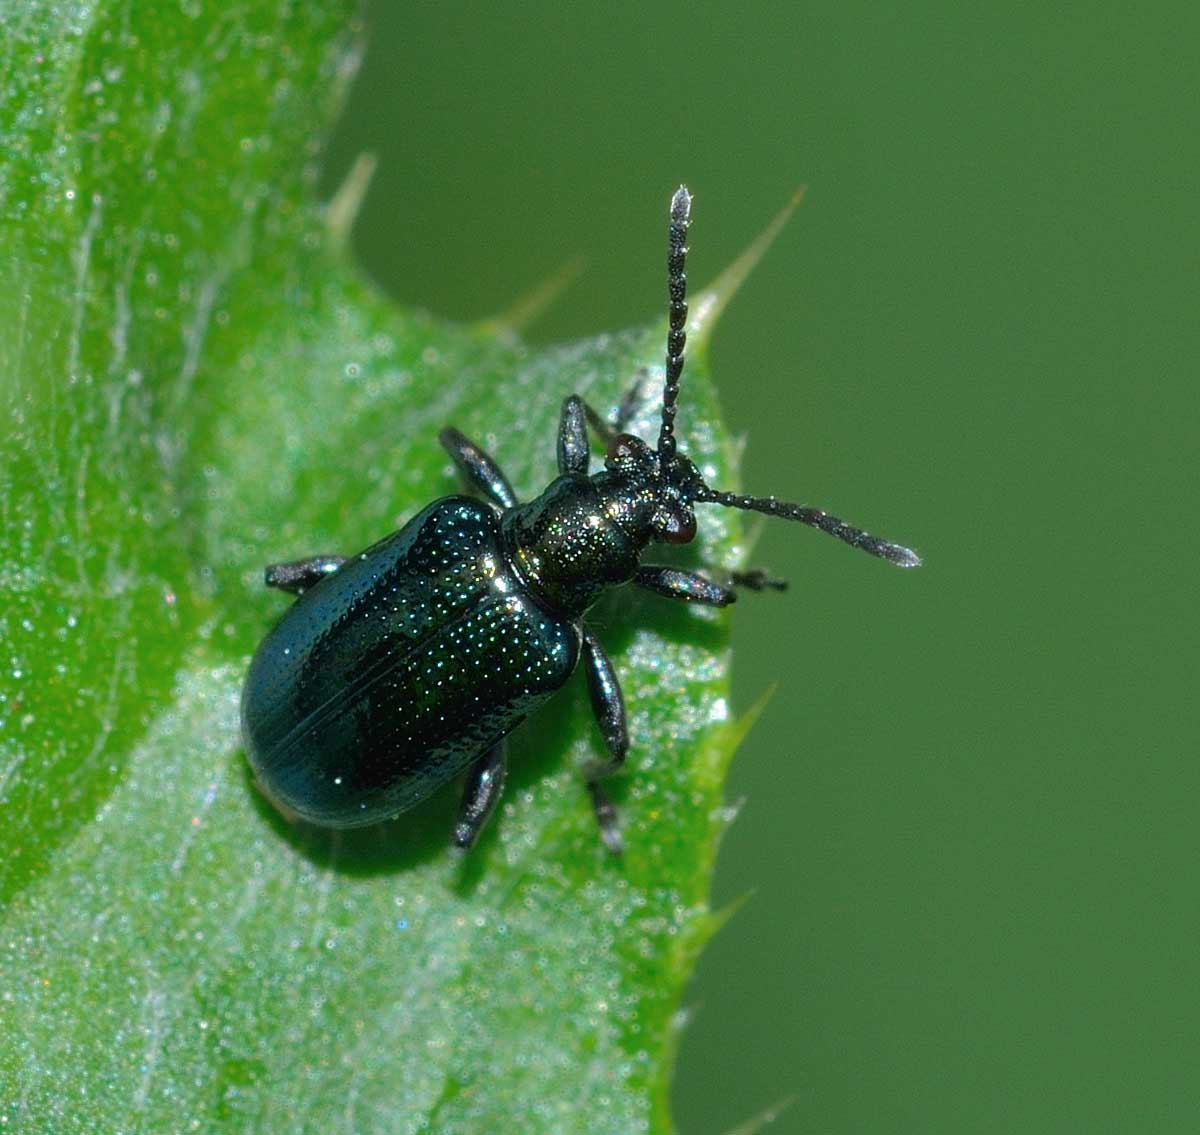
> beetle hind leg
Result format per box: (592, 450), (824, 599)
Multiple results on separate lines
(452, 740), (508, 850)
(580, 626), (628, 856)
(264, 555), (347, 594)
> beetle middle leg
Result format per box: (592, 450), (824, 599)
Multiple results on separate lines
(452, 740), (508, 850)
(580, 626), (628, 855)
(439, 427), (518, 509)
(264, 555), (347, 594)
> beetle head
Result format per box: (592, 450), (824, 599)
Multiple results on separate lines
(603, 431), (699, 545)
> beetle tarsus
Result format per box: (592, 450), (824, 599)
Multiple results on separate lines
(729, 568), (789, 592)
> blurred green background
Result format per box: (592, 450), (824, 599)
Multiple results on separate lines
(323, 4), (1198, 1132)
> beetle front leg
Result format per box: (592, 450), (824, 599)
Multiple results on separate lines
(452, 740), (508, 850)
(581, 626), (627, 856)
(567, 377), (656, 456)
(439, 427), (519, 510)
(571, 396), (619, 451)
(634, 565), (789, 605)
(580, 400), (618, 448)
(557, 395), (590, 475)
(634, 565), (737, 607)
(264, 555), (347, 594)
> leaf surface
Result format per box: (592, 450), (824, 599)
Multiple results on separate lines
(0, 4), (750, 1131)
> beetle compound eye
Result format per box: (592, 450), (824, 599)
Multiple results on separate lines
(654, 505), (696, 545)
(606, 433), (654, 474)
(606, 433), (641, 464)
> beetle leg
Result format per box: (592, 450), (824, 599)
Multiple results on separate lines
(452, 740), (508, 850)
(580, 400), (618, 447)
(729, 568), (788, 592)
(557, 395), (590, 475)
(264, 555), (347, 594)
(572, 370), (655, 452)
(439, 427), (519, 510)
(581, 626), (628, 855)
(587, 783), (623, 856)
(634, 565), (737, 607)
(614, 367), (657, 432)
(562, 395), (632, 459)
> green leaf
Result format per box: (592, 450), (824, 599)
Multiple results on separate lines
(1, 4), (759, 1131)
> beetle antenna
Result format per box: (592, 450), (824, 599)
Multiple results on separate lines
(657, 185), (692, 462)
(694, 486), (922, 568)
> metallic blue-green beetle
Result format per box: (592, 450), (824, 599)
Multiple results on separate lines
(240, 187), (920, 854)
